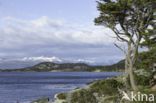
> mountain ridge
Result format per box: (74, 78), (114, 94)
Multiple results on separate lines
(0, 60), (125, 72)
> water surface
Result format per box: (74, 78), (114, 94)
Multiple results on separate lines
(0, 72), (122, 103)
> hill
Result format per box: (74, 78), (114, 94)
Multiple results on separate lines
(0, 60), (125, 72)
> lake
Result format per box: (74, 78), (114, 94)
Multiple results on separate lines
(0, 72), (122, 103)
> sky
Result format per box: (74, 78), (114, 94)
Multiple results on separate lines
(0, 0), (124, 65)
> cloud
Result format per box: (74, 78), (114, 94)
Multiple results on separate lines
(0, 16), (123, 65)
(21, 56), (62, 62)
(20, 56), (96, 64)
(0, 16), (115, 48)
(74, 59), (95, 64)
(0, 56), (95, 65)
(31, 16), (64, 28)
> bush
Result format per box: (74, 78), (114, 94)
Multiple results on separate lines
(69, 79), (124, 103)
(71, 89), (97, 103)
(134, 69), (152, 86)
(90, 79), (124, 95)
(57, 93), (67, 100)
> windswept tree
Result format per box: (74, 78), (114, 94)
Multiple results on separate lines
(95, 0), (156, 90)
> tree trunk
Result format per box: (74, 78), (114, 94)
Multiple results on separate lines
(129, 61), (137, 91)
(124, 55), (130, 89)
(126, 42), (138, 91)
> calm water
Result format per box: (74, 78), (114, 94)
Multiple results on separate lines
(0, 72), (122, 103)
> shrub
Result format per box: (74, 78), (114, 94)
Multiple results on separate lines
(57, 93), (67, 100)
(90, 79), (124, 95)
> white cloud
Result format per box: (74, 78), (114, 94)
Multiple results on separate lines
(20, 56), (95, 64)
(0, 16), (123, 65)
(31, 16), (64, 28)
(0, 56), (96, 64)
(74, 59), (95, 64)
(0, 16), (115, 49)
(21, 56), (62, 62)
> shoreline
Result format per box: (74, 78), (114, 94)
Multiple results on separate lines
(31, 75), (119, 103)
(31, 80), (96, 103)
(0, 71), (123, 103)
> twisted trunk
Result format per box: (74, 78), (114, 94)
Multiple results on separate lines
(125, 41), (138, 91)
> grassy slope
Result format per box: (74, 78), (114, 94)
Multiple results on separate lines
(54, 76), (156, 103)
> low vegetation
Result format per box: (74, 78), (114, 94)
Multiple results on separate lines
(33, 46), (156, 103)
(31, 97), (49, 103)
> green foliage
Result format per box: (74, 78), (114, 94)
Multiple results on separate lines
(134, 45), (156, 86)
(91, 60), (125, 72)
(70, 78), (124, 103)
(57, 93), (67, 100)
(90, 79), (124, 95)
(95, 0), (131, 27)
(135, 72), (152, 86)
(136, 47), (156, 71)
(71, 89), (97, 103)
(95, 0), (155, 31)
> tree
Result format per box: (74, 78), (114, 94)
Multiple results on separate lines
(141, 21), (156, 49)
(94, 0), (156, 91)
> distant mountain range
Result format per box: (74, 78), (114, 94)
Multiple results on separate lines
(0, 60), (125, 72)
(0, 56), (119, 69)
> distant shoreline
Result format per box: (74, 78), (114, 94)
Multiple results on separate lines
(0, 60), (125, 72)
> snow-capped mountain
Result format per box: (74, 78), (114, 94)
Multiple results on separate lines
(0, 56), (96, 69)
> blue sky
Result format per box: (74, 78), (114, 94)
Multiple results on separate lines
(0, 0), (123, 65)
(0, 0), (96, 24)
